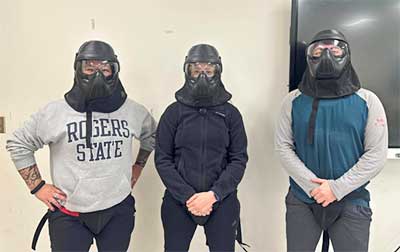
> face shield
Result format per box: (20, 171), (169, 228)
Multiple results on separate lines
(307, 39), (348, 60)
(79, 59), (119, 81)
(185, 62), (218, 79)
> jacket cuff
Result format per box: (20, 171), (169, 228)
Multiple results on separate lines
(210, 190), (220, 202)
(210, 186), (225, 201)
(181, 190), (196, 205)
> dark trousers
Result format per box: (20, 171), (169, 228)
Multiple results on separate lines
(48, 194), (135, 252)
(285, 189), (372, 252)
(161, 190), (240, 252)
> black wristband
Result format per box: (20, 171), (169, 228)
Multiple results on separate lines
(30, 180), (46, 195)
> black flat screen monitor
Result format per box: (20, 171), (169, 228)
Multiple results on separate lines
(289, 0), (400, 148)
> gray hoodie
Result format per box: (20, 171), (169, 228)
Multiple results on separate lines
(6, 98), (156, 213)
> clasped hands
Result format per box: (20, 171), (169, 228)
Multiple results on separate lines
(185, 178), (336, 214)
(310, 178), (337, 207)
(186, 191), (217, 216)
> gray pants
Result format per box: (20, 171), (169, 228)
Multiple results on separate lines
(285, 189), (372, 252)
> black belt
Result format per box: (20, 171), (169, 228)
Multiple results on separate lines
(31, 211), (50, 250)
(32, 207), (81, 250)
(322, 231), (329, 252)
(236, 219), (250, 252)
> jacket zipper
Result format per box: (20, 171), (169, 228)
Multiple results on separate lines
(199, 108), (207, 191)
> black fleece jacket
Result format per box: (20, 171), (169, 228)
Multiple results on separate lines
(155, 101), (248, 204)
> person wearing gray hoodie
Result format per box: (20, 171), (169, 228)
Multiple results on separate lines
(6, 40), (156, 251)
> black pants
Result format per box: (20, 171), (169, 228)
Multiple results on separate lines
(48, 194), (135, 252)
(161, 190), (240, 252)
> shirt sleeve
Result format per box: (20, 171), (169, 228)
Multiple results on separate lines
(275, 90), (319, 197)
(210, 105), (248, 201)
(6, 109), (47, 170)
(329, 90), (388, 200)
(138, 110), (157, 152)
(154, 104), (196, 204)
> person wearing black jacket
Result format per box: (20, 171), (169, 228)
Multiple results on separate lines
(155, 44), (248, 252)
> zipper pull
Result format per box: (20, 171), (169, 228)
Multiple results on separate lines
(214, 111), (226, 118)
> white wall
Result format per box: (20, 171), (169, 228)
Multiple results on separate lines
(0, 0), (399, 251)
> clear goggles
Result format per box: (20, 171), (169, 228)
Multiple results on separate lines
(307, 40), (348, 59)
(185, 62), (218, 78)
(80, 60), (119, 78)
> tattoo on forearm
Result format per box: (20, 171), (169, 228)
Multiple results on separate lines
(18, 164), (42, 189)
(134, 149), (151, 167)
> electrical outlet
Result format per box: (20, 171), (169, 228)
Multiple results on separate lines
(0, 116), (5, 133)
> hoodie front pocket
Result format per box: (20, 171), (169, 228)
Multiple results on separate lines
(67, 172), (131, 210)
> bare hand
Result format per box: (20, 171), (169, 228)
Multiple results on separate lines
(190, 207), (213, 216)
(186, 191), (216, 216)
(310, 178), (337, 207)
(35, 184), (67, 211)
